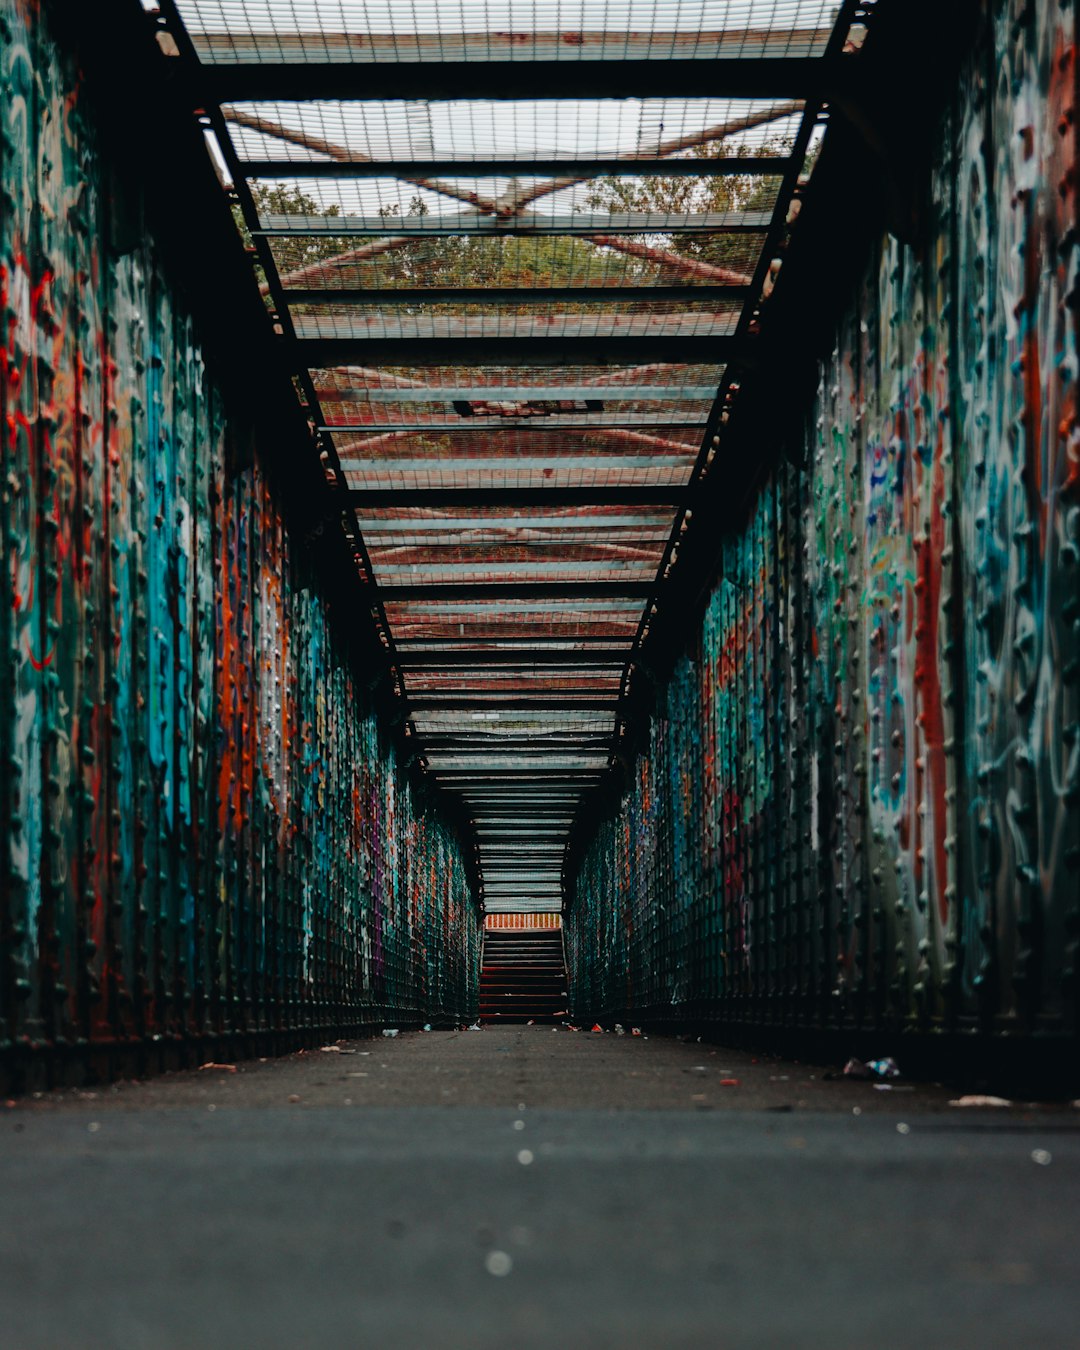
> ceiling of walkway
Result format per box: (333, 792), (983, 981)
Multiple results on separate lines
(154, 0), (868, 912)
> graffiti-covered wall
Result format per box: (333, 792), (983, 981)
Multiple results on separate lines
(567, 0), (1080, 1050)
(0, 0), (479, 1084)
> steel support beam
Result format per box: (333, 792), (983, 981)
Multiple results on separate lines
(203, 57), (835, 101)
(322, 414), (704, 432)
(349, 487), (685, 508)
(237, 156), (793, 179)
(398, 635), (636, 647)
(295, 335), (744, 367)
(413, 702), (621, 712)
(320, 385), (718, 404)
(259, 210), (772, 237)
(400, 649), (630, 665)
(291, 285), (748, 308)
(375, 581), (652, 600)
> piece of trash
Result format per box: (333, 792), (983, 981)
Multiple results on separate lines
(421, 1024), (432, 1032)
(87, 1121), (101, 1134)
(843, 1056), (900, 1080)
(631, 1027), (643, 1037)
(467, 1022), (482, 1032)
(517, 1149), (534, 1166)
(949, 1095), (1012, 1108)
(382, 1029), (399, 1038)
(874, 1083), (914, 1091)
(200, 1062), (237, 1073)
(320, 1045), (341, 1053)
(1031, 1149), (1052, 1166)
(719, 1078), (740, 1087)
(526, 1020), (535, 1026)
(896, 1122), (911, 1135)
(614, 1023), (625, 1036)
(565, 1024), (580, 1032)
(591, 1024), (604, 1033)
(287, 1094), (301, 1103)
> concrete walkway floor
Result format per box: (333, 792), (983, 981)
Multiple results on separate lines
(3, 1027), (1078, 1349)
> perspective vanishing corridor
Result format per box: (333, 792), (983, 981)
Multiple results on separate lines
(1, 2), (1079, 1345)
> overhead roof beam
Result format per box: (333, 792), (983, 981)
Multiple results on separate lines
(193, 28), (833, 62)
(204, 56), (837, 101)
(411, 697), (619, 709)
(259, 211), (772, 237)
(376, 583), (652, 601)
(295, 335), (743, 367)
(320, 385), (718, 404)
(349, 487), (685, 508)
(448, 771), (599, 780)
(240, 156), (791, 180)
(424, 746), (613, 756)
(324, 414), (705, 432)
(400, 649), (630, 665)
(398, 635), (635, 646)
(295, 285), (748, 308)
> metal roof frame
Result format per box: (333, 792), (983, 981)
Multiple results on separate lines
(160, 0), (865, 911)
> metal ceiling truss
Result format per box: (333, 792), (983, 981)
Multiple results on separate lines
(161, 0), (868, 912)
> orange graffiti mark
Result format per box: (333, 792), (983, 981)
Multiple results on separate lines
(26, 640), (55, 671)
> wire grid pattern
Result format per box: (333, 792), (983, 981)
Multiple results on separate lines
(270, 229), (767, 291)
(355, 506), (676, 540)
(224, 98), (802, 163)
(341, 465), (692, 490)
(180, 2), (840, 62)
(291, 308), (740, 341)
(336, 425), (698, 448)
(168, 0), (847, 909)
(314, 361), (724, 387)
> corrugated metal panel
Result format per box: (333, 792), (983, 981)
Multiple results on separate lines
(0, 0), (480, 1085)
(566, 0), (1080, 1045)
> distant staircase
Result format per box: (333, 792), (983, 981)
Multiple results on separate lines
(479, 927), (567, 1024)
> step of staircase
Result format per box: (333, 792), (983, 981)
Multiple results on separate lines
(479, 929), (567, 1024)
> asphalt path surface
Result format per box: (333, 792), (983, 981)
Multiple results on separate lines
(3, 1027), (1078, 1348)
